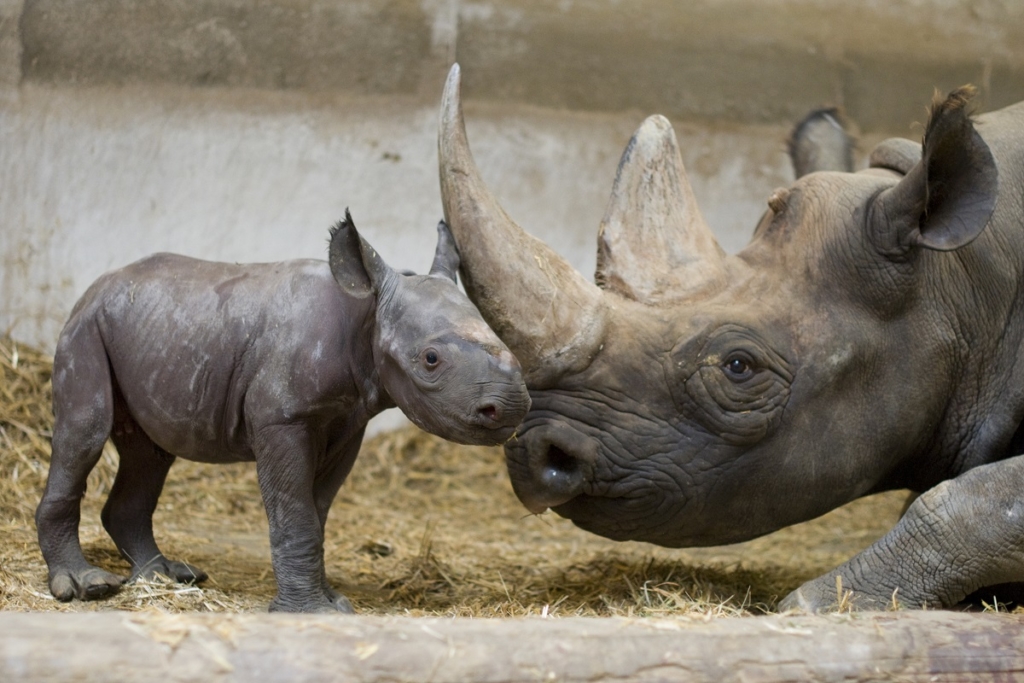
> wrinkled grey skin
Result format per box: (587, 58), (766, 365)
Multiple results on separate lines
(438, 63), (1024, 612)
(36, 211), (529, 612)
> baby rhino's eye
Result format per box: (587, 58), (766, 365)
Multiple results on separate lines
(424, 349), (440, 368)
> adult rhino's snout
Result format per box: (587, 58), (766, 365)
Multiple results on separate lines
(505, 422), (599, 514)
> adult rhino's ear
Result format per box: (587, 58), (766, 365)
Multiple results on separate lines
(868, 137), (922, 175)
(328, 209), (396, 298)
(429, 219), (459, 283)
(788, 107), (854, 178)
(871, 86), (998, 254)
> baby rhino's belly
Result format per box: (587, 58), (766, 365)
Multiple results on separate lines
(112, 356), (254, 464)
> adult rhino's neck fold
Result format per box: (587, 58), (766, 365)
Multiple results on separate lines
(438, 63), (607, 388)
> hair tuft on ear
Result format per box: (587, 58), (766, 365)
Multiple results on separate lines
(920, 85), (979, 153)
(926, 85), (977, 128)
(327, 208), (355, 246)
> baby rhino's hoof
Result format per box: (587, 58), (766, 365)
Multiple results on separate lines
(49, 566), (125, 602)
(325, 586), (355, 614)
(132, 558), (208, 585)
(269, 593), (355, 614)
(328, 593), (355, 614)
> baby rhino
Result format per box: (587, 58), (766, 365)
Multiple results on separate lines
(36, 211), (530, 612)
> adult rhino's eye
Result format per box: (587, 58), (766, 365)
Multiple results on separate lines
(424, 349), (439, 368)
(723, 355), (753, 380)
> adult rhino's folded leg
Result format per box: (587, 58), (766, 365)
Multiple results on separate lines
(780, 455), (1024, 612)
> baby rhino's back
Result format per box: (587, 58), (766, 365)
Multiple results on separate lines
(65, 253), (354, 462)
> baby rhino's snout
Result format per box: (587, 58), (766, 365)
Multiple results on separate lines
(474, 352), (530, 432)
(476, 402), (500, 423)
(477, 401), (497, 421)
(443, 343), (530, 446)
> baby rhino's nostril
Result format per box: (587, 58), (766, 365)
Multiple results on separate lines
(478, 403), (499, 421)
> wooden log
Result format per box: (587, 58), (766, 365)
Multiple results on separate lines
(1, 611), (1022, 682)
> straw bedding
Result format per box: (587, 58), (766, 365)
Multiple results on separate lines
(0, 336), (909, 616)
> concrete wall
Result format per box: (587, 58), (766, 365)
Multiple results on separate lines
(2, 1), (1021, 428)
(11, 1), (1024, 129)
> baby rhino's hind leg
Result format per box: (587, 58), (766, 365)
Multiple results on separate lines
(36, 322), (124, 601)
(103, 417), (207, 585)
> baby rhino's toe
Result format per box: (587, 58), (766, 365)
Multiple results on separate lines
(50, 566), (124, 602)
(132, 557), (207, 584)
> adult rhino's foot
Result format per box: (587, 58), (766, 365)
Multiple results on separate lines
(777, 507), (950, 613)
(49, 565), (125, 602)
(779, 572), (897, 613)
(269, 590), (355, 614)
(782, 457), (1024, 614)
(131, 557), (208, 585)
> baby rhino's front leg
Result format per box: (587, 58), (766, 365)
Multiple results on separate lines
(781, 455), (1024, 612)
(254, 424), (353, 613)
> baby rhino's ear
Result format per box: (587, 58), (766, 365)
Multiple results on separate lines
(328, 209), (397, 298)
(429, 219), (460, 283)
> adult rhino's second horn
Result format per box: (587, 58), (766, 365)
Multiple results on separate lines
(438, 63), (606, 388)
(596, 114), (728, 304)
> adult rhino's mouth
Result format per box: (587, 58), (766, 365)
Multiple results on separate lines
(505, 418), (702, 545)
(551, 496), (639, 541)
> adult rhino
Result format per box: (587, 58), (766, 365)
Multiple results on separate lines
(438, 63), (1024, 611)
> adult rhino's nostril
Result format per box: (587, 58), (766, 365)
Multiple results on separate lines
(505, 422), (595, 513)
(538, 445), (581, 498)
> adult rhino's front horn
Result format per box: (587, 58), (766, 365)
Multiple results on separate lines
(437, 64), (728, 387)
(438, 63), (606, 388)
